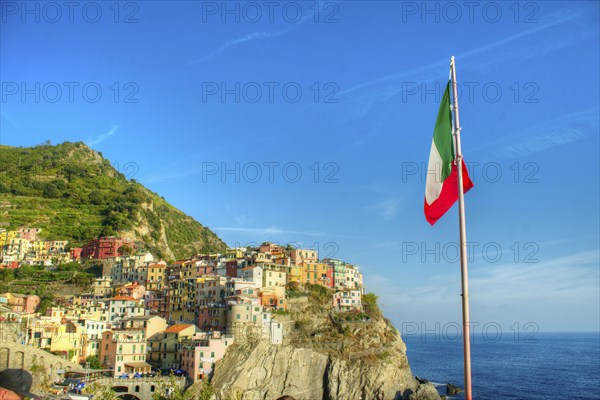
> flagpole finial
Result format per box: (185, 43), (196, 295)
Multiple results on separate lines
(450, 56), (455, 65)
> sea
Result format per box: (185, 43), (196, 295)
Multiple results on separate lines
(403, 332), (600, 400)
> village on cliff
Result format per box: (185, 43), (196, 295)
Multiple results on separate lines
(0, 228), (365, 384)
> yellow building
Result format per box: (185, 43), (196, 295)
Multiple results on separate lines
(119, 315), (167, 339)
(47, 321), (86, 363)
(290, 262), (332, 288)
(0, 230), (18, 247)
(1, 237), (30, 262)
(149, 324), (199, 370)
(146, 263), (167, 291)
(93, 277), (114, 297)
(288, 265), (303, 284)
(226, 247), (246, 259)
(262, 267), (287, 288)
(290, 248), (318, 265)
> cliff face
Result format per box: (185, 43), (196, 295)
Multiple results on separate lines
(212, 341), (329, 399)
(212, 332), (440, 400)
(212, 290), (441, 400)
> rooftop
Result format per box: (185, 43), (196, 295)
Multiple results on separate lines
(164, 324), (194, 333)
(107, 296), (136, 301)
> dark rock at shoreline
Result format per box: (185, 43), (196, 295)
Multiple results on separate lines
(446, 383), (463, 395)
(415, 376), (429, 384)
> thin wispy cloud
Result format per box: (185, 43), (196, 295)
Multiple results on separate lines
(213, 226), (325, 237)
(366, 249), (600, 328)
(329, 4), (598, 124)
(234, 215), (249, 226)
(140, 130), (265, 183)
(189, 29), (294, 65)
(470, 249), (600, 303)
(86, 125), (119, 146)
(367, 198), (402, 221)
(0, 110), (21, 130)
(472, 107), (599, 159)
(342, 4), (596, 98)
(188, 2), (328, 65)
(144, 168), (203, 184)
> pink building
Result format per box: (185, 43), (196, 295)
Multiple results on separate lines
(259, 242), (284, 256)
(197, 306), (227, 332)
(196, 264), (215, 276)
(332, 290), (363, 312)
(17, 228), (42, 241)
(180, 331), (234, 382)
(1, 293), (40, 314)
(100, 329), (149, 376)
(118, 282), (146, 300)
(70, 247), (82, 261)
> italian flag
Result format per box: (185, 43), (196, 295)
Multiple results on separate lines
(424, 81), (473, 225)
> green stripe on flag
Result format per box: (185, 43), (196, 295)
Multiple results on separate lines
(432, 81), (454, 182)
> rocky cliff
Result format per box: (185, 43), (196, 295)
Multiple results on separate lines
(212, 287), (441, 400)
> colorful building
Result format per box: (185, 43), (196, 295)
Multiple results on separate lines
(100, 329), (149, 376)
(0, 293), (40, 314)
(152, 324), (200, 370)
(332, 290), (363, 312)
(146, 263), (167, 291)
(81, 237), (136, 260)
(180, 331), (234, 381)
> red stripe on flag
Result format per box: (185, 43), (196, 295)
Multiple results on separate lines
(424, 159), (473, 225)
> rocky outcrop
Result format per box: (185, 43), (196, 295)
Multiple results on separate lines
(212, 340), (440, 400)
(212, 341), (329, 399)
(446, 383), (463, 395)
(212, 292), (441, 400)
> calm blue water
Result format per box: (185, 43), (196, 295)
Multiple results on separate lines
(404, 332), (600, 399)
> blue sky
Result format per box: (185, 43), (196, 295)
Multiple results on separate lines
(1, 1), (599, 333)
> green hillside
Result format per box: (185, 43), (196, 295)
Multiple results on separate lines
(0, 141), (226, 260)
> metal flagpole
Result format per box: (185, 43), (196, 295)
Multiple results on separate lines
(450, 55), (473, 400)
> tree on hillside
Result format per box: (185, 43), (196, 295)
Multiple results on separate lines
(362, 292), (382, 318)
(38, 298), (53, 315)
(84, 355), (102, 369)
(119, 244), (134, 256)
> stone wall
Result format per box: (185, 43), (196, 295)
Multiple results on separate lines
(92, 376), (186, 400)
(0, 322), (81, 397)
